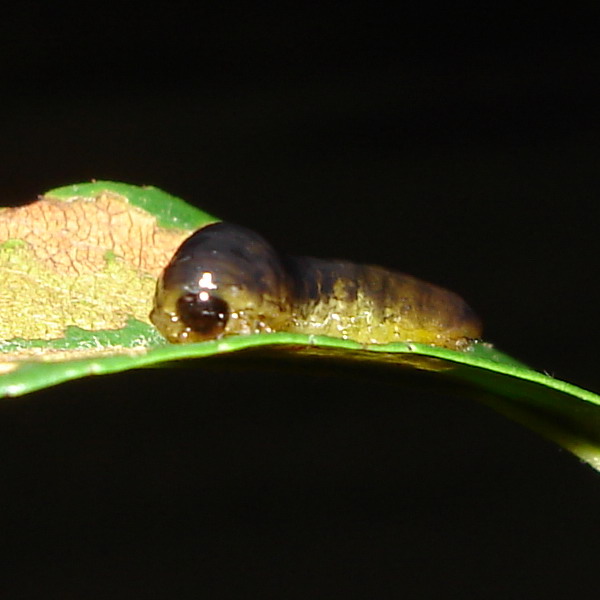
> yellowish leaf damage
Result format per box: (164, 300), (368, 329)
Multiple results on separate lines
(0, 192), (191, 342)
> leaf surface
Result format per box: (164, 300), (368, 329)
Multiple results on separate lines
(1, 181), (599, 470)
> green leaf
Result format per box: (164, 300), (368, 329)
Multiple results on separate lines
(1, 181), (599, 471)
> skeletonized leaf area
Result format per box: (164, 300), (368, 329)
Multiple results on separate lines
(0, 191), (190, 359)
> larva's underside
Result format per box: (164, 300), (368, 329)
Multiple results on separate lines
(150, 223), (482, 350)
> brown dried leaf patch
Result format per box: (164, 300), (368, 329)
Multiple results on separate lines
(0, 192), (191, 341)
(0, 193), (189, 276)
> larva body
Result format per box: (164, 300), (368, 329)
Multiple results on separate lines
(150, 222), (482, 349)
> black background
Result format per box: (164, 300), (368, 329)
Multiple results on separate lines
(1, 4), (599, 598)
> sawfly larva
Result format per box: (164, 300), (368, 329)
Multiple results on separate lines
(150, 222), (482, 349)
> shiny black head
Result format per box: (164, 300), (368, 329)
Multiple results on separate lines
(175, 292), (230, 338)
(150, 222), (292, 342)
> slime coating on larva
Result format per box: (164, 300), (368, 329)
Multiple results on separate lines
(150, 223), (482, 349)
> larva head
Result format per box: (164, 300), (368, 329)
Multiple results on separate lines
(150, 222), (292, 343)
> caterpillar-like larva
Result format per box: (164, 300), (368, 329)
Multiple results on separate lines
(150, 222), (482, 350)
